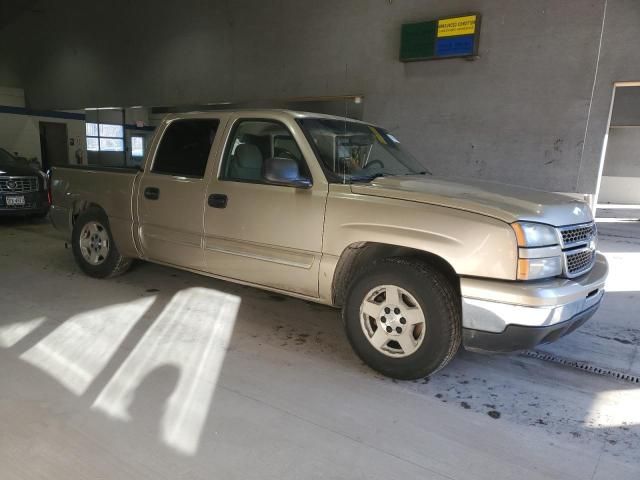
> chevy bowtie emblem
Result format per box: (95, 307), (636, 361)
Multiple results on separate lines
(6, 181), (16, 190)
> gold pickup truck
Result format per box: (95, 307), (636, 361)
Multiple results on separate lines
(50, 110), (608, 379)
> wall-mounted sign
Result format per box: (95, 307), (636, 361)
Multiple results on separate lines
(400, 14), (481, 62)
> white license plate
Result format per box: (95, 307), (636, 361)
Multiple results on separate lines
(6, 195), (25, 206)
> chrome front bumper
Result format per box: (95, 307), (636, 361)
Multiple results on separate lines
(460, 252), (608, 352)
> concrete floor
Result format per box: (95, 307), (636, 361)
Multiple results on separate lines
(1, 218), (639, 479)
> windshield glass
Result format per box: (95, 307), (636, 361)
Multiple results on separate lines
(297, 118), (426, 182)
(0, 148), (17, 167)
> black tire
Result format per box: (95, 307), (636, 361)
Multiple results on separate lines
(72, 207), (132, 279)
(343, 257), (461, 380)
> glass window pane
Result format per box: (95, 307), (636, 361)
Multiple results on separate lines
(99, 138), (124, 152)
(87, 137), (99, 151)
(86, 123), (98, 137)
(153, 119), (219, 177)
(297, 118), (424, 181)
(131, 136), (144, 157)
(274, 135), (303, 161)
(99, 124), (124, 138)
(222, 120), (308, 183)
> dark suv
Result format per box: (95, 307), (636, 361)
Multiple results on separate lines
(0, 148), (50, 217)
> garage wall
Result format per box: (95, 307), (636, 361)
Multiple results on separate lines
(0, 87), (24, 107)
(2, 0), (638, 196)
(0, 85), (155, 168)
(0, 88), (86, 167)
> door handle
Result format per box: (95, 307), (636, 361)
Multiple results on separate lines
(144, 187), (160, 200)
(208, 193), (228, 208)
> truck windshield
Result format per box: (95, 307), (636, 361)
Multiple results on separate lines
(297, 118), (427, 182)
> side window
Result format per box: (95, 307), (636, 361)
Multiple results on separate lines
(152, 119), (219, 177)
(221, 119), (308, 183)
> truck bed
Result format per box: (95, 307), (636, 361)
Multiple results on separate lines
(50, 165), (140, 257)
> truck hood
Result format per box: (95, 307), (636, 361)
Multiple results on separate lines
(350, 175), (592, 226)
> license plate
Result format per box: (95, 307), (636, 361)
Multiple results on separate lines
(6, 195), (25, 206)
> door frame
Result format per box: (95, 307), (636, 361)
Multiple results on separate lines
(594, 81), (640, 211)
(39, 121), (69, 171)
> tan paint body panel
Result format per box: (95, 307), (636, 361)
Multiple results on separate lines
(202, 182), (325, 296)
(136, 173), (207, 269)
(50, 109), (602, 319)
(132, 112), (230, 270)
(351, 176), (593, 226)
(49, 167), (139, 258)
(320, 184), (518, 294)
(202, 112), (328, 297)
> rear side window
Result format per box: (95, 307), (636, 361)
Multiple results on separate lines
(152, 119), (219, 177)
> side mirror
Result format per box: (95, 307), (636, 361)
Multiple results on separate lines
(263, 157), (312, 188)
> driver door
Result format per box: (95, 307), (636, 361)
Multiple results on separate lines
(203, 116), (328, 297)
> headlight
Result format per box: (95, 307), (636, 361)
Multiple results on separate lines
(512, 222), (562, 280)
(511, 222), (559, 247)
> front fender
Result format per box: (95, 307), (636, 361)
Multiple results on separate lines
(319, 189), (518, 302)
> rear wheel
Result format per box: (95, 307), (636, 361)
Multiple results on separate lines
(343, 257), (461, 380)
(72, 207), (132, 278)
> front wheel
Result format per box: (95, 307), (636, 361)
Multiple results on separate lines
(343, 257), (461, 380)
(72, 207), (132, 278)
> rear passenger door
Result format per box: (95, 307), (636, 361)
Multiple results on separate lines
(136, 116), (225, 270)
(203, 115), (328, 297)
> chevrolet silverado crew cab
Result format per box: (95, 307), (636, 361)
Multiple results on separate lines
(50, 110), (608, 380)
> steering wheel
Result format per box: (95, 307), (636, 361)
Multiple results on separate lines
(364, 159), (385, 170)
(275, 149), (297, 160)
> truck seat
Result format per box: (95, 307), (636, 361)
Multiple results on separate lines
(229, 143), (263, 181)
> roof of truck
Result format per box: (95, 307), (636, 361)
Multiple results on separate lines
(163, 109), (375, 126)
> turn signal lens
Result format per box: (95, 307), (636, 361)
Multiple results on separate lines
(517, 256), (563, 280)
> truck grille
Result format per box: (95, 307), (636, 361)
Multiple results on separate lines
(0, 176), (38, 193)
(557, 222), (597, 278)
(566, 248), (595, 276)
(559, 223), (596, 247)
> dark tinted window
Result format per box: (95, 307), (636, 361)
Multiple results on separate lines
(153, 119), (219, 177)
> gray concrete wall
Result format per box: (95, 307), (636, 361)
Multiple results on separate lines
(2, 0), (638, 195)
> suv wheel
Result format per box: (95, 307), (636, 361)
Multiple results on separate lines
(343, 257), (461, 380)
(72, 207), (132, 278)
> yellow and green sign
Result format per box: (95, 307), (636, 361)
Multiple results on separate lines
(400, 14), (480, 62)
